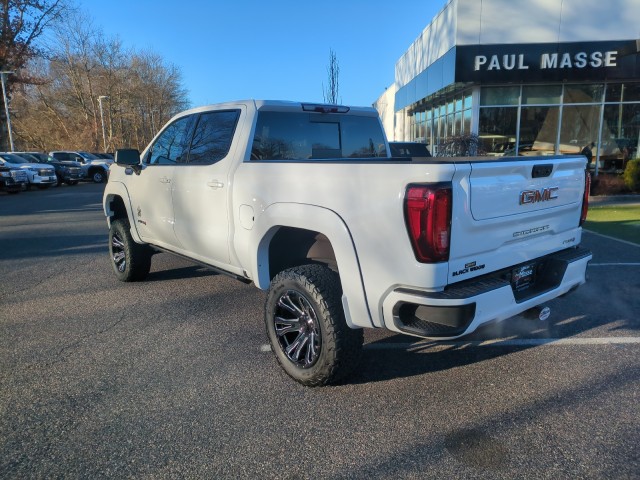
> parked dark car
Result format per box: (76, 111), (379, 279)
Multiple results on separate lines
(49, 151), (112, 183)
(389, 141), (432, 158)
(20, 152), (83, 185)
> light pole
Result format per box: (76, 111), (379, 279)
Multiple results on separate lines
(0, 71), (15, 151)
(98, 95), (109, 152)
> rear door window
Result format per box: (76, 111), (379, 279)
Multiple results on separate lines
(187, 110), (240, 164)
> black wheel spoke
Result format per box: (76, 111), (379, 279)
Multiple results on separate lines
(278, 294), (305, 316)
(112, 236), (125, 249)
(306, 330), (318, 366)
(286, 332), (309, 362)
(274, 316), (300, 337)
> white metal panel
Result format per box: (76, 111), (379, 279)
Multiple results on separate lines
(395, 0), (457, 88)
(558, 0), (640, 42)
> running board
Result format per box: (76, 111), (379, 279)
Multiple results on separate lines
(151, 246), (253, 284)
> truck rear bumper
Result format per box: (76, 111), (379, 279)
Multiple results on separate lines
(381, 247), (592, 339)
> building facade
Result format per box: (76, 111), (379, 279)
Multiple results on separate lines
(374, 0), (640, 173)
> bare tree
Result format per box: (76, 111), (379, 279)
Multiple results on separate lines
(0, 0), (67, 149)
(322, 48), (340, 105)
(12, 21), (189, 152)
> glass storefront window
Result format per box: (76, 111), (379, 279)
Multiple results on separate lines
(464, 94), (472, 110)
(463, 109), (472, 135)
(446, 113), (454, 137)
(606, 83), (640, 103)
(480, 86), (520, 106)
(455, 111), (462, 135)
(478, 107), (518, 155)
(601, 103), (640, 170)
(520, 106), (559, 155)
(564, 84), (604, 104)
(559, 105), (601, 157)
(522, 85), (562, 105)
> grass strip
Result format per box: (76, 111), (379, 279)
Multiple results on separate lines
(584, 204), (640, 245)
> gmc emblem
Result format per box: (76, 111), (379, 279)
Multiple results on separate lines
(520, 187), (559, 205)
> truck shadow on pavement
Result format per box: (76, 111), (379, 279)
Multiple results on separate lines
(146, 265), (219, 282)
(350, 305), (632, 384)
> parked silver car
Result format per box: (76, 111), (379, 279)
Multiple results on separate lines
(0, 152), (57, 189)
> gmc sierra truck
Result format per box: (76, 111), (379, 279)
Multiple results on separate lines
(103, 100), (592, 386)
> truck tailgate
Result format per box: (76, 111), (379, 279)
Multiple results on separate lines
(448, 155), (588, 285)
(469, 156), (585, 220)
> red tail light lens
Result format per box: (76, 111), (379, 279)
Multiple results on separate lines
(580, 170), (591, 226)
(404, 183), (452, 263)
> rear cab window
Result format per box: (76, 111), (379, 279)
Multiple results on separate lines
(251, 110), (387, 160)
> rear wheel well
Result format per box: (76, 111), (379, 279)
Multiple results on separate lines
(268, 227), (337, 281)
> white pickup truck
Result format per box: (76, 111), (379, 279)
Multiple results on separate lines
(103, 100), (592, 386)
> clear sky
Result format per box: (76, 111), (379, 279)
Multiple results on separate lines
(74, 0), (446, 108)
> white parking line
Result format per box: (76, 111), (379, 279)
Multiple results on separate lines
(583, 229), (640, 248)
(260, 337), (640, 352)
(364, 337), (640, 349)
(588, 263), (640, 267)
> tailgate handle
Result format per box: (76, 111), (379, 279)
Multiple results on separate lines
(532, 164), (553, 178)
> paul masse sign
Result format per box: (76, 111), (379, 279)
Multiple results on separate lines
(456, 40), (639, 83)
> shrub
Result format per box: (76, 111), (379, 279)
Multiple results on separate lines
(590, 173), (629, 196)
(623, 159), (640, 192)
(436, 134), (487, 157)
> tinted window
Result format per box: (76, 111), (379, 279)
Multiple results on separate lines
(188, 110), (240, 164)
(52, 152), (72, 161)
(78, 152), (99, 160)
(251, 112), (386, 160)
(147, 116), (193, 165)
(390, 142), (431, 157)
(0, 153), (28, 163)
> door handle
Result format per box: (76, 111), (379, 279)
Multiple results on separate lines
(159, 176), (171, 184)
(207, 180), (224, 189)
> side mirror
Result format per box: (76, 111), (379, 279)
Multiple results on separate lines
(115, 149), (141, 166)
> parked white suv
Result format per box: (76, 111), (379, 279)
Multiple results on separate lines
(49, 151), (112, 183)
(0, 152), (57, 189)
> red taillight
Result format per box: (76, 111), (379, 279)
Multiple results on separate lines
(580, 170), (591, 226)
(404, 183), (452, 263)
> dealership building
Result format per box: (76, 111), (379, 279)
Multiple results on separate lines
(374, 0), (640, 173)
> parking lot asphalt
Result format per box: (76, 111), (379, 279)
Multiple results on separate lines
(1, 183), (639, 478)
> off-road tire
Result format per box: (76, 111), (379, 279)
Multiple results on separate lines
(109, 218), (152, 281)
(265, 264), (363, 386)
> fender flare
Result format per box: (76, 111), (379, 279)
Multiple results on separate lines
(102, 181), (144, 244)
(248, 203), (373, 329)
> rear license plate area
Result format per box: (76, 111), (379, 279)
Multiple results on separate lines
(511, 263), (536, 292)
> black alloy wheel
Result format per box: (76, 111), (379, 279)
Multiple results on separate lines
(274, 289), (322, 368)
(265, 264), (363, 386)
